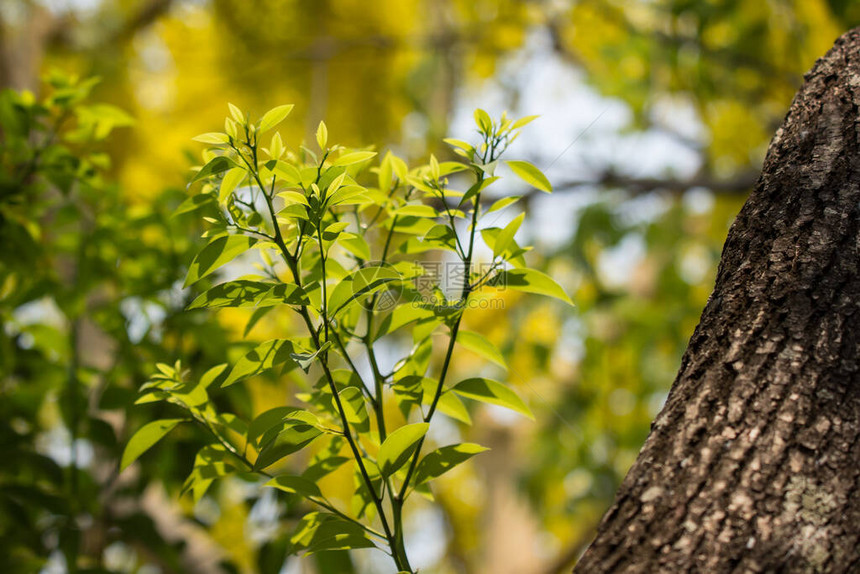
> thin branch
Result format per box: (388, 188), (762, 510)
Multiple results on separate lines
(242, 142), (404, 567)
(500, 169), (759, 207)
(553, 170), (758, 195)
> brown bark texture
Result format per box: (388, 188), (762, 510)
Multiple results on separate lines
(574, 29), (860, 573)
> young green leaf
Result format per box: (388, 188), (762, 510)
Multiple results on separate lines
(480, 228), (529, 268)
(394, 338), (433, 379)
(438, 161), (468, 176)
(218, 167), (246, 202)
(419, 378), (472, 425)
(290, 341), (332, 373)
(323, 221), (350, 237)
(460, 176), (499, 206)
(493, 212), (525, 259)
(255, 421), (323, 470)
(272, 160), (303, 184)
(385, 215), (435, 237)
(378, 151), (394, 191)
(391, 376), (423, 420)
(121, 419), (186, 471)
(351, 457), (384, 519)
(413, 443), (489, 486)
(452, 378), (533, 419)
(316, 121), (328, 149)
(487, 195), (521, 213)
(456, 330), (507, 369)
(338, 233), (371, 260)
(332, 151), (376, 167)
(505, 160), (552, 193)
(174, 193), (217, 217)
(324, 171), (347, 198)
(474, 108), (492, 133)
(335, 386), (369, 433)
(490, 268), (573, 305)
(192, 156), (240, 183)
(257, 283), (311, 307)
(199, 364), (229, 389)
(269, 132), (284, 159)
(429, 154), (440, 181)
(192, 132), (230, 145)
(328, 266), (402, 316)
(372, 304), (435, 341)
(377, 422), (430, 477)
(187, 280), (285, 310)
(211, 411), (246, 434)
(398, 225), (458, 254)
(184, 235), (257, 286)
(225, 117), (238, 139)
(443, 138), (473, 152)
(181, 445), (243, 502)
(223, 339), (298, 387)
(265, 475), (323, 499)
(228, 102), (245, 124)
(249, 407), (320, 446)
(394, 204), (438, 218)
(259, 104), (294, 133)
(327, 184), (369, 207)
(353, 265), (402, 292)
(510, 115), (539, 130)
(141, 362), (222, 409)
(277, 190), (310, 208)
(290, 512), (376, 553)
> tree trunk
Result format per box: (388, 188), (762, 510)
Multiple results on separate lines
(574, 28), (860, 573)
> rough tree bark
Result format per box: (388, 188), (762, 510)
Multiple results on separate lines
(574, 29), (860, 573)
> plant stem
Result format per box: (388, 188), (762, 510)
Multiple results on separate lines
(366, 336), (387, 440)
(391, 489), (411, 571)
(327, 327), (377, 405)
(275, 226), (405, 569)
(246, 149), (407, 571)
(363, 198), (407, 441)
(397, 168), (484, 503)
(317, 226), (329, 343)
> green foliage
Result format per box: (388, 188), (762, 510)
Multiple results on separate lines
(377, 423), (430, 478)
(456, 330), (507, 368)
(452, 378), (534, 420)
(184, 234), (258, 285)
(0, 74), (237, 573)
(412, 443), (489, 486)
(490, 268), (575, 305)
(129, 104), (572, 571)
(505, 161), (553, 193)
(121, 418), (187, 470)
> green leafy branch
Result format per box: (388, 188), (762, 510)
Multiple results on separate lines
(123, 103), (572, 571)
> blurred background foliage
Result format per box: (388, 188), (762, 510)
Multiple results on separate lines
(0, 1), (856, 573)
